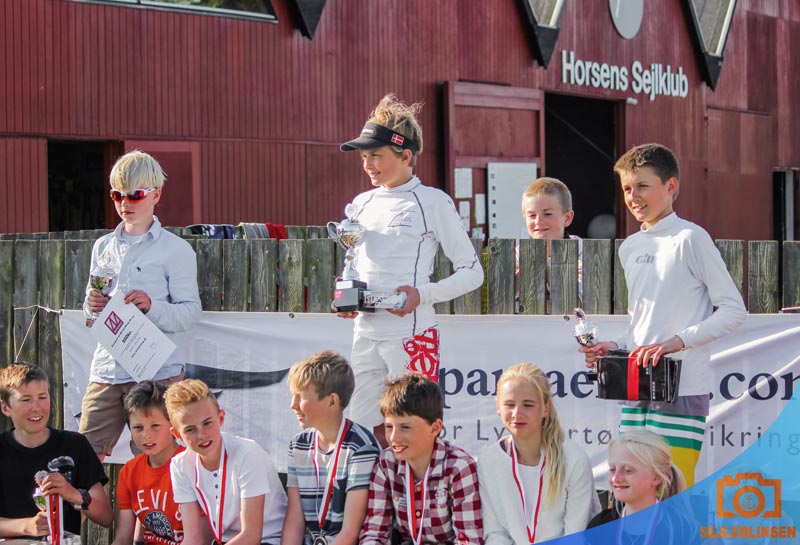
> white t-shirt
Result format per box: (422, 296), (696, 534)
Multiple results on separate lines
(170, 432), (287, 543)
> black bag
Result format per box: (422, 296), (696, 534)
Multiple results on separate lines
(594, 349), (681, 402)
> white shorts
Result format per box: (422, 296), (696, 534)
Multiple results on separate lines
(348, 326), (440, 428)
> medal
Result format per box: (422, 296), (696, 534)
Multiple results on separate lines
(194, 441), (228, 544)
(312, 535), (329, 545)
(312, 418), (351, 533)
(404, 463), (431, 545)
(508, 438), (546, 544)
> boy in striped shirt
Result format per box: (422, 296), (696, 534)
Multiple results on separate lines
(282, 351), (380, 545)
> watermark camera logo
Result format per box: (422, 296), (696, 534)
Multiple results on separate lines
(716, 472), (781, 519)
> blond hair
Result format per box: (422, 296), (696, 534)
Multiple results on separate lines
(288, 350), (355, 409)
(0, 364), (49, 405)
(610, 430), (686, 501)
(164, 379), (219, 421)
(109, 150), (166, 191)
(521, 177), (573, 213)
(368, 94), (424, 166)
(497, 363), (565, 505)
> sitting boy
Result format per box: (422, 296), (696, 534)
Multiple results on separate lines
(166, 379), (287, 545)
(80, 150), (201, 460)
(359, 373), (482, 545)
(580, 143), (746, 485)
(0, 364), (113, 538)
(112, 381), (184, 545)
(282, 351), (381, 545)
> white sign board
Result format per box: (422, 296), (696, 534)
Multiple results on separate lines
(487, 162), (537, 239)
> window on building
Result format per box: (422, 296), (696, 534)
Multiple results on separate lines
(774, 171), (800, 242)
(87, 0), (276, 20)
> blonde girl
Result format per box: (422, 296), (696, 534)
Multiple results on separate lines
(477, 363), (600, 544)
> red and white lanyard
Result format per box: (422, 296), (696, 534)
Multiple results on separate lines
(194, 444), (229, 544)
(312, 418), (351, 528)
(404, 463), (431, 545)
(509, 439), (546, 544)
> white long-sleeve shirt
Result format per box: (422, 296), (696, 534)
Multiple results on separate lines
(477, 439), (600, 544)
(84, 217), (202, 383)
(351, 177), (484, 340)
(616, 213), (747, 396)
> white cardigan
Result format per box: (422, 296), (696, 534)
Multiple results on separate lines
(477, 439), (600, 544)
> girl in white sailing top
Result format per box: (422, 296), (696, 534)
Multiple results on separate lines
(477, 364), (599, 544)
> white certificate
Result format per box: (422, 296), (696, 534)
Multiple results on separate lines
(90, 295), (177, 382)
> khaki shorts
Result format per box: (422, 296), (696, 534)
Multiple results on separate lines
(78, 372), (184, 456)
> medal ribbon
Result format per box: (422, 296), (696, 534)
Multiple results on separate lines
(509, 439), (546, 544)
(313, 418), (351, 528)
(194, 443), (228, 544)
(405, 463), (431, 545)
(627, 352), (640, 401)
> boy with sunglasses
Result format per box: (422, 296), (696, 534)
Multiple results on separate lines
(80, 150), (202, 461)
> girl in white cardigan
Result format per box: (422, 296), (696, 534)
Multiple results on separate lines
(477, 363), (600, 544)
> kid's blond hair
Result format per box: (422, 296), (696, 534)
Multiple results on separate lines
(288, 350), (355, 409)
(497, 363), (565, 505)
(610, 430), (686, 501)
(109, 150), (166, 191)
(368, 94), (424, 166)
(521, 177), (573, 213)
(164, 379), (219, 421)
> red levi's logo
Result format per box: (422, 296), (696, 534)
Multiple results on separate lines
(391, 134), (404, 146)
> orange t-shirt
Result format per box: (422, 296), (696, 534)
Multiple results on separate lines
(117, 447), (185, 545)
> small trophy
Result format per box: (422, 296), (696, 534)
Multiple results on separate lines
(573, 308), (599, 380)
(328, 204), (407, 313)
(33, 470), (48, 511)
(85, 255), (116, 327)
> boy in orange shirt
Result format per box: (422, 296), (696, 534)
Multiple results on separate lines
(112, 381), (184, 545)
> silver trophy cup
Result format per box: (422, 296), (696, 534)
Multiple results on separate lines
(327, 203), (366, 282)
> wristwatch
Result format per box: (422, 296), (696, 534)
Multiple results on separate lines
(74, 488), (92, 511)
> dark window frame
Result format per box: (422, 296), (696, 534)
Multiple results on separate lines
(68, 0), (278, 23)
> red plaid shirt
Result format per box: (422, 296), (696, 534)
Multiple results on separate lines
(359, 438), (483, 545)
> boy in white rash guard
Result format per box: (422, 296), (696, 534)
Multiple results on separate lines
(579, 143), (746, 486)
(338, 94), (484, 446)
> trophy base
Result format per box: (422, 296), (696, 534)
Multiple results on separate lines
(333, 279), (367, 313)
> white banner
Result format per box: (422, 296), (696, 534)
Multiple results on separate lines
(60, 311), (800, 489)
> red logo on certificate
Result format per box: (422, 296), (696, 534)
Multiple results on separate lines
(104, 311), (124, 334)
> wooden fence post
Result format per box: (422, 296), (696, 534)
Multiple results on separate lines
(64, 240), (92, 310)
(486, 239), (515, 314)
(716, 240), (745, 297)
(306, 239), (335, 313)
(0, 241), (14, 365)
(748, 241), (779, 313)
(550, 238), (579, 315)
(582, 239), (613, 315)
(250, 239), (278, 312)
(432, 248), (453, 315)
(518, 238), (546, 315)
(222, 240), (249, 311)
(613, 239), (628, 315)
(278, 239), (305, 312)
(196, 239), (223, 311)
(453, 238), (484, 315)
(39, 240), (65, 428)
(12, 240), (39, 365)
(783, 241), (800, 310)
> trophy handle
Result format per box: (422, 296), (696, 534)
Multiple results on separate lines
(327, 221), (339, 242)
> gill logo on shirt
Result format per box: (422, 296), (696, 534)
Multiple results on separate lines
(635, 253), (655, 264)
(388, 209), (416, 228)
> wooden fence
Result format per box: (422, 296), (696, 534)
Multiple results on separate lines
(0, 227), (798, 542)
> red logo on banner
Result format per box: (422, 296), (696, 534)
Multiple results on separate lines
(104, 311), (123, 334)
(391, 134), (405, 146)
(403, 327), (440, 381)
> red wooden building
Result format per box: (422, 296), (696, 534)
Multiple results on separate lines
(1, 0), (798, 242)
